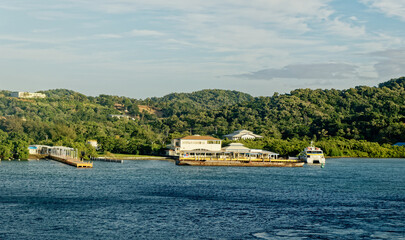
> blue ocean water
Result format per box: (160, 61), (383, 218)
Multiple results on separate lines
(0, 158), (404, 239)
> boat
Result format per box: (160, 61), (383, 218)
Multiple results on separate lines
(298, 141), (325, 164)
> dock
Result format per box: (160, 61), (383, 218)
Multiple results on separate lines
(50, 155), (93, 168)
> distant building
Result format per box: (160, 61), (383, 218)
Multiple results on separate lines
(176, 142), (280, 160)
(393, 142), (405, 147)
(28, 145), (55, 155)
(109, 114), (135, 120)
(28, 145), (40, 155)
(11, 92), (46, 99)
(87, 140), (98, 149)
(167, 135), (222, 156)
(223, 129), (263, 140)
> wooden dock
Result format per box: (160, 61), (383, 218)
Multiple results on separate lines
(50, 155), (93, 168)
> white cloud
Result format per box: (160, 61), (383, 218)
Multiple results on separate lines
(0, 45), (91, 63)
(0, 4), (21, 10)
(0, 35), (58, 44)
(350, 16), (359, 21)
(96, 34), (123, 39)
(361, 0), (405, 21)
(1, 0), (404, 97)
(369, 48), (405, 77)
(232, 63), (359, 80)
(327, 18), (366, 38)
(129, 29), (164, 37)
(32, 29), (59, 33)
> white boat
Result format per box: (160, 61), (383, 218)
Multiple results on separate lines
(299, 142), (325, 164)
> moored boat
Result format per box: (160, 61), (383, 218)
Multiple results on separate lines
(298, 141), (325, 164)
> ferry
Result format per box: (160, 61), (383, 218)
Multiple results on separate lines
(299, 142), (325, 164)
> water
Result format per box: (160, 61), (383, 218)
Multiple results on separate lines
(0, 158), (404, 239)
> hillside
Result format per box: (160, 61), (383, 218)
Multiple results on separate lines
(0, 78), (404, 159)
(154, 77), (405, 143)
(149, 89), (254, 116)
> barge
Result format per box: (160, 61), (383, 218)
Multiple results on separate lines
(176, 159), (304, 167)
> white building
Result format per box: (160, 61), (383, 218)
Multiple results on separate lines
(178, 142), (280, 160)
(28, 145), (52, 155)
(109, 114), (136, 120)
(11, 92), (46, 99)
(28, 145), (40, 155)
(223, 129), (263, 140)
(167, 135), (222, 155)
(87, 140), (98, 149)
(27, 145), (63, 155)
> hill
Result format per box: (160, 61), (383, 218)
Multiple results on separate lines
(143, 89), (254, 117)
(0, 78), (404, 159)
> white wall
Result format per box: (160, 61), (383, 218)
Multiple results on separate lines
(180, 140), (222, 151)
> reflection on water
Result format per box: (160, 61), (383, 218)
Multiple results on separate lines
(0, 158), (404, 239)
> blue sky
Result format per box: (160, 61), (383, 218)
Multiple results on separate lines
(0, 0), (404, 98)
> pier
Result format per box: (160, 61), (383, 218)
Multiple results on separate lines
(50, 155), (93, 168)
(49, 147), (93, 168)
(29, 145), (93, 168)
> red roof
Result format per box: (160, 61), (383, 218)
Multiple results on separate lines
(179, 135), (220, 140)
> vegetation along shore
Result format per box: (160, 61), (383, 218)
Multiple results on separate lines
(0, 77), (404, 160)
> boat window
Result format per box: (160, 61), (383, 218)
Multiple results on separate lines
(307, 151), (323, 154)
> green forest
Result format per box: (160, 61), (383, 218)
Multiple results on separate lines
(0, 77), (404, 160)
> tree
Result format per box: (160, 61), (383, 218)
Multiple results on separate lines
(0, 144), (12, 160)
(12, 140), (29, 160)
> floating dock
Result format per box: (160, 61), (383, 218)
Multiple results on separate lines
(50, 155), (93, 168)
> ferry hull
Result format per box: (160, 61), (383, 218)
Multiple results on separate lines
(176, 160), (304, 167)
(301, 156), (325, 164)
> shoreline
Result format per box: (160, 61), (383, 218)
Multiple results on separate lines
(26, 154), (404, 162)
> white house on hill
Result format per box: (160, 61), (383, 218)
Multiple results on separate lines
(223, 129), (263, 140)
(11, 92), (46, 99)
(167, 135), (222, 155)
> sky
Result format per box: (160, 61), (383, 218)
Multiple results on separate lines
(0, 0), (404, 99)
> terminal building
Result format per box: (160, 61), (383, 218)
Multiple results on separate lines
(11, 92), (46, 99)
(167, 135), (222, 156)
(167, 135), (279, 161)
